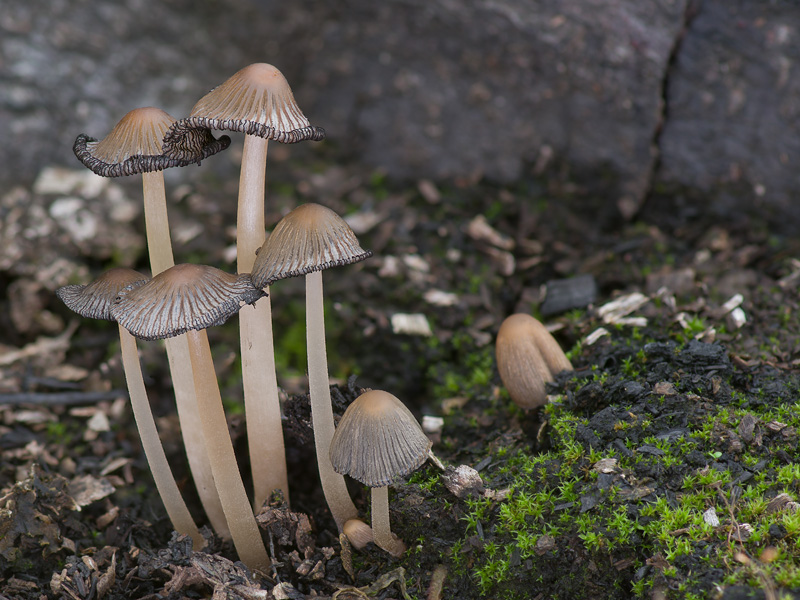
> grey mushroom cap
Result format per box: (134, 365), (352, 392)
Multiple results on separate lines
(111, 264), (265, 341)
(56, 268), (149, 321)
(329, 390), (432, 488)
(251, 203), (372, 289)
(73, 107), (230, 178)
(162, 63), (324, 156)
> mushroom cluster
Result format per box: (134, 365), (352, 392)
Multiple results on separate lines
(59, 63), (434, 570)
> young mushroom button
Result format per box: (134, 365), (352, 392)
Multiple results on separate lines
(495, 313), (573, 410)
(329, 389), (432, 557)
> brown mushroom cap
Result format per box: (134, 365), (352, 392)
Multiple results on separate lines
(342, 519), (374, 550)
(56, 268), (149, 321)
(329, 390), (432, 488)
(251, 203), (372, 289)
(162, 63), (324, 155)
(495, 313), (573, 410)
(73, 107), (230, 177)
(111, 263), (265, 341)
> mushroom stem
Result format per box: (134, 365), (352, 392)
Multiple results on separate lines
(118, 324), (204, 550)
(141, 172), (174, 274)
(306, 270), (359, 530)
(186, 328), (271, 571)
(140, 170), (230, 538)
(237, 134), (288, 510)
(370, 486), (406, 557)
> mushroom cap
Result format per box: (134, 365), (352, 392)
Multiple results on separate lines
(329, 390), (432, 488)
(342, 519), (374, 550)
(251, 203), (372, 289)
(111, 263), (265, 340)
(162, 63), (325, 153)
(495, 313), (573, 410)
(73, 107), (230, 177)
(56, 268), (149, 321)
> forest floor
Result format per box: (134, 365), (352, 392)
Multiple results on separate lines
(1, 152), (800, 599)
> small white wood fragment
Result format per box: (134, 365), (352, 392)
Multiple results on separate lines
(391, 313), (432, 336)
(596, 292), (648, 324)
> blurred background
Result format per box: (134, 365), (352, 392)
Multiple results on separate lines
(2, 0), (799, 226)
(1, 0), (798, 399)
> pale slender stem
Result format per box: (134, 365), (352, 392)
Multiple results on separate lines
(164, 336), (230, 538)
(306, 271), (359, 531)
(141, 170), (229, 538)
(186, 329), (270, 572)
(141, 172), (175, 275)
(118, 325), (204, 550)
(371, 486), (406, 558)
(238, 135), (288, 509)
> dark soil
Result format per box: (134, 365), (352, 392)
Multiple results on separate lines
(1, 157), (800, 599)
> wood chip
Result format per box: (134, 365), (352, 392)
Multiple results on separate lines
(391, 313), (432, 336)
(466, 215), (514, 250)
(596, 293), (648, 324)
(68, 474), (115, 508)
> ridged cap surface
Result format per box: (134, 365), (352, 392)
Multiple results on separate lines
(329, 390), (431, 488)
(73, 107), (230, 177)
(251, 203), (372, 289)
(112, 263), (264, 340)
(56, 268), (149, 321)
(163, 63), (324, 153)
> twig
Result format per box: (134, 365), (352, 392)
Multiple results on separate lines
(0, 390), (127, 406)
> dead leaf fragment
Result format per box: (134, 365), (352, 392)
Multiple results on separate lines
(68, 474), (115, 508)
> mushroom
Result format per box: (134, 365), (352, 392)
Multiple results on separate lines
(73, 107), (232, 537)
(112, 263), (264, 341)
(73, 107), (229, 274)
(251, 202), (372, 531)
(342, 518), (374, 550)
(56, 268), (204, 550)
(111, 263), (270, 571)
(163, 64), (325, 509)
(495, 313), (573, 410)
(329, 389), (432, 557)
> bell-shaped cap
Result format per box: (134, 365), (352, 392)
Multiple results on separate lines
(495, 313), (573, 410)
(251, 203), (372, 289)
(342, 519), (374, 550)
(329, 390), (432, 488)
(56, 268), (149, 321)
(162, 63), (324, 156)
(73, 107), (230, 177)
(111, 263), (265, 340)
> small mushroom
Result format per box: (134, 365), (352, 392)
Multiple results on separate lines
(111, 263), (264, 341)
(163, 63), (325, 147)
(342, 519), (374, 550)
(111, 263), (270, 571)
(495, 313), (573, 410)
(73, 106), (229, 179)
(73, 107), (231, 537)
(57, 268), (204, 550)
(252, 203), (372, 531)
(329, 389), (432, 557)
(163, 64), (325, 509)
